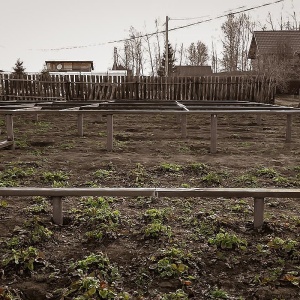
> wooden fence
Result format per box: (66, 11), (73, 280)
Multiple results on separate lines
(0, 74), (276, 103)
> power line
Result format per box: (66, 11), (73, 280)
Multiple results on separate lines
(31, 0), (285, 52)
(168, 0), (284, 33)
(170, 15), (210, 21)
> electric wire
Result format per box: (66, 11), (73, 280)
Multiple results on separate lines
(31, 0), (285, 51)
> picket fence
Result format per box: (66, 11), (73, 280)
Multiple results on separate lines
(0, 74), (276, 103)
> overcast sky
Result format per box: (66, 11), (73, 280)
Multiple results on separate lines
(0, 0), (299, 73)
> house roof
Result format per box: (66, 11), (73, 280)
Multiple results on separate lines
(174, 65), (213, 76)
(248, 31), (300, 59)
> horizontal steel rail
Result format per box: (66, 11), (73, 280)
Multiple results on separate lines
(1, 187), (299, 228)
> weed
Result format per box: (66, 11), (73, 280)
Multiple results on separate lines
(208, 231), (247, 250)
(34, 121), (52, 132)
(0, 287), (25, 299)
(144, 220), (172, 239)
(159, 163), (182, 173)
(149, 247), (192, 279)
(42, 170), (69, 184)
(201, 172), (222, 186)
(71, 197), (121, 241)
(93, 169), (113, 179)
(181, 183), (191, 188)
(2, 246), (45, 273)
(24, 217), (53, 244)
(0, 165), (35, 186)
(236, 174), (257, 187)
(192, 220), (217, 239)
(0, 166), (35, 180)
(272, 176), (296, 187)
(60, 142), (74, 150)
(51, 180), (68, 187)
(257, 266), (284, 285)
(144, 208), (169, 222)
(161, 289), (189, 299)
(231, 200), (251, 214)
(130, 163), (148, 185)
(0, 200), (8, 208)
(60, 252), (125, 299)
(156, 257), (188, 277)
(25, 197), (49, 214)
(5, 236), (21, 249)
(184, 162), (209, 175)
(15, 140), (28, 149)
(267, 237), (298, 253)
(210, 288), (228, 299)
(253, 166), (277, 178)
(240, 142), (252, 147)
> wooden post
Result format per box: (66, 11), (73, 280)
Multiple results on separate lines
(5, 114), (15, 150)
(254, 197), (265, 229)
(107, 114), (113, 151)
(77, 113), (84, 136)
(286, 114), (292, 143)
(181, 114), (187, 138)
(256, 115), (262, 125)
(210, 114), (217, 154)
(52, 196), (63, 225)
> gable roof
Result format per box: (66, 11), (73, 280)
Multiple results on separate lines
(248, 31), (300, 59)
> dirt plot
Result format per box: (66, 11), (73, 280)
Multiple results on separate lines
(0, 98), (300, 299)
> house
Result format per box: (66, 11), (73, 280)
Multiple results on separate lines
(248, 31), (300, 70)
(45, 61), (94, 72)
(173, 65), (213, 77)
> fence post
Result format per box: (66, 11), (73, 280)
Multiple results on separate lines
(77, 113), (84, 136)
(210, 114), (217, 154)
(254, 197), (265, 228)
(107, 114), (114, 151)
(52, 196), (63, 225)
(5, 114), (15, 150)
(256, 115), (262, 125)
(135, 79), (139, 100)
(286, 114), (292, 143)
(181, 114), (187, 138)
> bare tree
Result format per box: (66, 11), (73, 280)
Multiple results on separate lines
(118, 27), (145, 76)
(211, 41), (218, 73)
(256, 40), (298, 93)
(259, 11), (299, 31)
(220, 13), (254, 72)
(185, 41), (209, 66)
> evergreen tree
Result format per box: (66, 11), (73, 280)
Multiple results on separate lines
(12, 58), (26, 76)
(157, 43), (176, 76)
(39, 64), (51, 80)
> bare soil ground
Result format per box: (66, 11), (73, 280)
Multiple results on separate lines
(0, 97), (300, 299)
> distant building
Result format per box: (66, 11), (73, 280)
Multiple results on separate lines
(45, 61), (94, 72)
(248, 31), (300, 70)
(173, 65), (213, 77)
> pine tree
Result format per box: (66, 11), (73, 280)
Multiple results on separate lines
(12, 58), (26, 76)
(157, 43), (176, 76)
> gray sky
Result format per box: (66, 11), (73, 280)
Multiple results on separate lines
(1, 0), (298, 73)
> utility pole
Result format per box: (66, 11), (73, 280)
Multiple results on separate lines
(113, 47), (117, 70)
(165, 16), (169, 77)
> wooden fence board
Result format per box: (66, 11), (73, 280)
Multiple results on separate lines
(0, 74), (276, 103)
